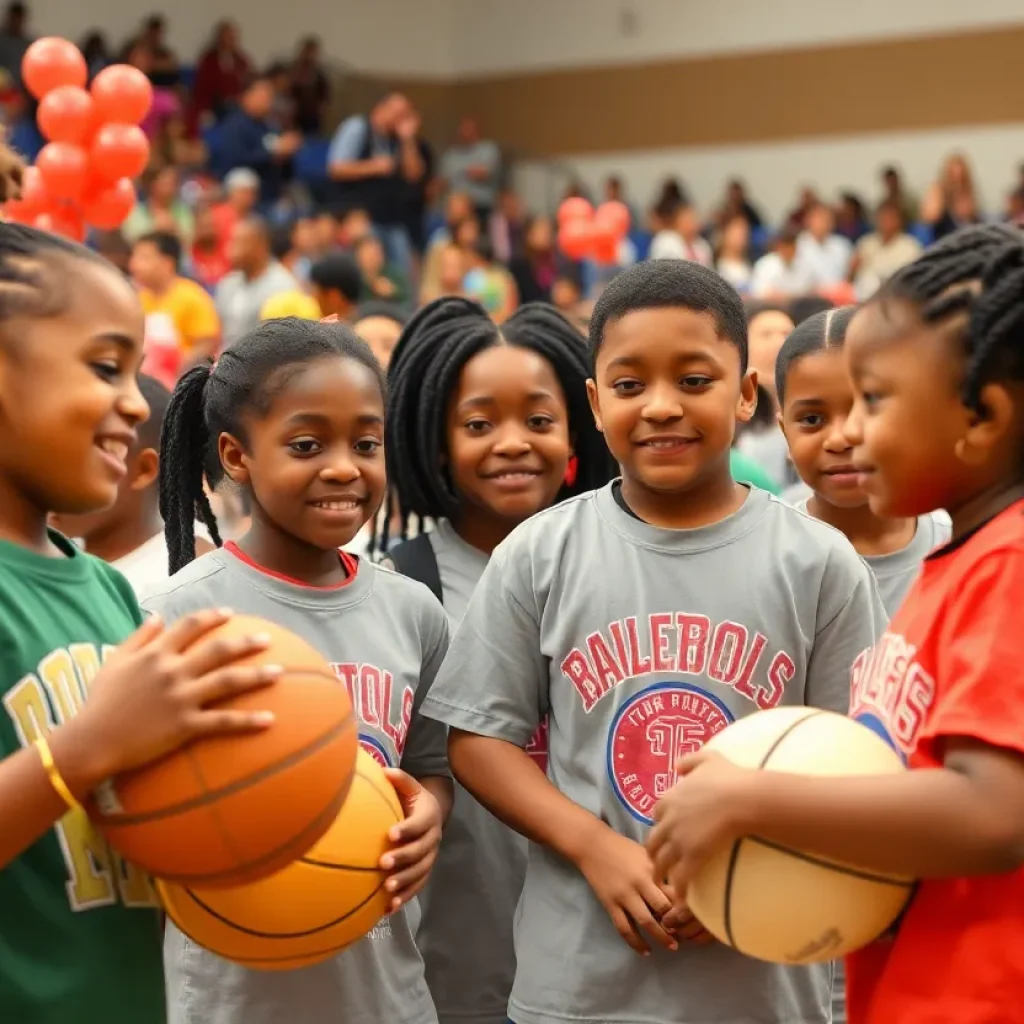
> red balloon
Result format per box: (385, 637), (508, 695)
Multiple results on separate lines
(11, 165), (52, 220)
(83, 177), (135, 230)
(558, 197), (593, 227)
(38, 85), (96, 145)
(90, 123), (150, 183)
(595, 200), (630, 241)
(33, 204), (84, 241)
(36, 142), (89, 201)
(558, 220), (595, 261)
(592, 222), (620, 265)
(22, 37), (87, 100)
(91, 64), (154, 126)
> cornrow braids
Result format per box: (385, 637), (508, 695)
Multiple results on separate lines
(775, 304), (859, 407)
(382, 297), (615, 550)
(878, 223), (1024, 411)
(160, 316), (386, 575)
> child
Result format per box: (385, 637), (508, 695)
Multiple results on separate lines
(52, 374), (214, 601)
(420, 260), (887, 1024)
(353, 300), (407, 371)
(0, 221), (282, 1023)
(777, 306), (951, 615)
(148, 316), (453, 1024)
(648, 224), (1024, 1023)
(383, 297), (614, 1024)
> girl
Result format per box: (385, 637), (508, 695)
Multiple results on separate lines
(149, 317), (453, 1024)
(649, 224), (1024, 1023)
(383, 297), (614, 1024)
(0, 217), (279, 1024)
(777, 306), (951, 616)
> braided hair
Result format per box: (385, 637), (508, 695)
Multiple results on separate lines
(382, 296), (615, 549)
(160, 316), (386, 575)
(876, 223), (1024, 412)
(775, 305), (858, 407)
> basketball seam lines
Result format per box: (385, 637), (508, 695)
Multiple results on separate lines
(98, 714), (357, 825)
(743, 836), (912, 887)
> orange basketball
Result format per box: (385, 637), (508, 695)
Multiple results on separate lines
(157, 749), (404, 970)
(88, 615), (358, 887)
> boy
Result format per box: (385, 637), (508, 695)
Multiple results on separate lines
(421, 260), (887, 1024)
(52, 374), (212, 601)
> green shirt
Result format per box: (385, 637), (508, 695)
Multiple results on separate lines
(730, 449), (783, 496)
(0, 532), (165, 1024)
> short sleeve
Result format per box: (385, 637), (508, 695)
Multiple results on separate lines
(399, 607), (451, 779)
(420, 545), (547, 746)
(923, 551), (1024, 756)
(328, 116), (367, 164)
(806, 550), (889, 714)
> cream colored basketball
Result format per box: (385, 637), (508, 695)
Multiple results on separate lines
(687, 707), (915, 964)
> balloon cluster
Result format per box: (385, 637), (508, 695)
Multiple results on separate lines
(4, 38), (153, 240)
(557, 198), (630, 265)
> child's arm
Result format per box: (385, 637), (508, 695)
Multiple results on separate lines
(1, 611), (279, 871)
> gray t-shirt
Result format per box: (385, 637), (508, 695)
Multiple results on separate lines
(214, 261), (296, 348)
(413, 520), (530, 1024)
(439, 141), (501, 208)
(142, 545), (449, 1024)
(797, 501), (952, 616)
(422, 483), (887, 1024)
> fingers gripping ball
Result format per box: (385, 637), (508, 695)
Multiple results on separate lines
(88, 616), (358, 887)
(686, 707), (915, 964)
(157, 750), (404, 970)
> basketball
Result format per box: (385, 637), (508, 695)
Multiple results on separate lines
(686, 707), (915, 964)
(156, 749), (404, 971)
(88, 615), (359, 887)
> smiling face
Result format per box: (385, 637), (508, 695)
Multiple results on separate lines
(0, 256), (149, 524)
(446, 345), (571, 534)
(219, 355), (387, 552)
(587, 307), (756, 515)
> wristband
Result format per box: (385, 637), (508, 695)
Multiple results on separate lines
(35, 736), (81, 812)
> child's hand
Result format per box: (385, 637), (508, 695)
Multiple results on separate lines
(64, 610), (280, 785)
(379, 769), (443, 911)
(647, 749), (754, 894)
(661, 888), (715, 946)
(575, 826), (678, 955)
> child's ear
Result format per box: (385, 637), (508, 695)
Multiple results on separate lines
(957, 383), (1014, 465)
(736, 368), (758, 424)
(586, 378), (604, 433)
(218, 432), (250, 485)
(129, 447), (160, 491)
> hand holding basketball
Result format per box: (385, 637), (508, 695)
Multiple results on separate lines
(648, 748), (753, 892)
(379, 769), (443, 910)
(661, 889), (715, 946)
(65, 609), (280, 781)
(576, 826), (678, 955)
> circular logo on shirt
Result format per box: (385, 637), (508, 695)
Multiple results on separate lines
(359, 734), (394, 768)
(607, 682), (734, 825)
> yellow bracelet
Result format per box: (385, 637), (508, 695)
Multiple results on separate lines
(35, 736), (81, 812)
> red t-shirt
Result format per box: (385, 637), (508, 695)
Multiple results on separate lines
(846, 500), (1024, 1023)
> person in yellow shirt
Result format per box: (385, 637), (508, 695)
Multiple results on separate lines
(130, 231), (222, 376)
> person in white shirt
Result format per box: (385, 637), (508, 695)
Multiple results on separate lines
(715, 215), (752, 292)
(851, 200), (924, 299)
(795, 202), (853, 286)
(750, 228), (816, 300)
(51, 374), (214, 602)
(649, 204), (714, 266)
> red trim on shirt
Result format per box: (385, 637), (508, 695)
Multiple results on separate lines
(224, 541), (359, 590)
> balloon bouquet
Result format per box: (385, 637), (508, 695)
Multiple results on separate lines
(4, 37), (153, 239)
(556, 197), (631, 265)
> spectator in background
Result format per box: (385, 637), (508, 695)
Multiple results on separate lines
(191, 20), (252, 127)
(128, 15), (179, 87)
(265, 63), (296, 132)
(649, 204), (713, 266)
(395, 99), (433, 260)
(80, 32), (112, 79)
(352, 301), (407, 371)
(835, 192), (870, 243)
(421, 243), (468, 304)
(427, 190), (474, 250)
(131, 231), (221, 371)
(308, 251), (362, 322)
(880, 164), (917, 227)
(0, 2), (29, 90)
(490, 187), (527, 263)
(439, 115), (501, 224)
(355, 234), (409, 305)
(463, 237), (518, 324)
(508, 215), (560, 303)
(746, 303), (795, 409)
(125, 42), (181, 147)
(715, 215), (752, 292)
(217, 77), (301, 203)
(603, 175), (637, 229)
(190, 202), (231, 290)
(850, 200), (923, 298)
(94, 231), (132, 278)
(334, 205), (373, 247)
(289, 36), (329, 135)
(550, 273), (583, 319)
(795, 202), (853, 286)
(785, 185), (820, 231)
(122, 165), (194, 245)
(328, 91), (422, 278)
(715, 178), (763, 231)
(750, 228), (814, 300)
(921, 152), (979, 241)
(215, 215), (296, 347)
